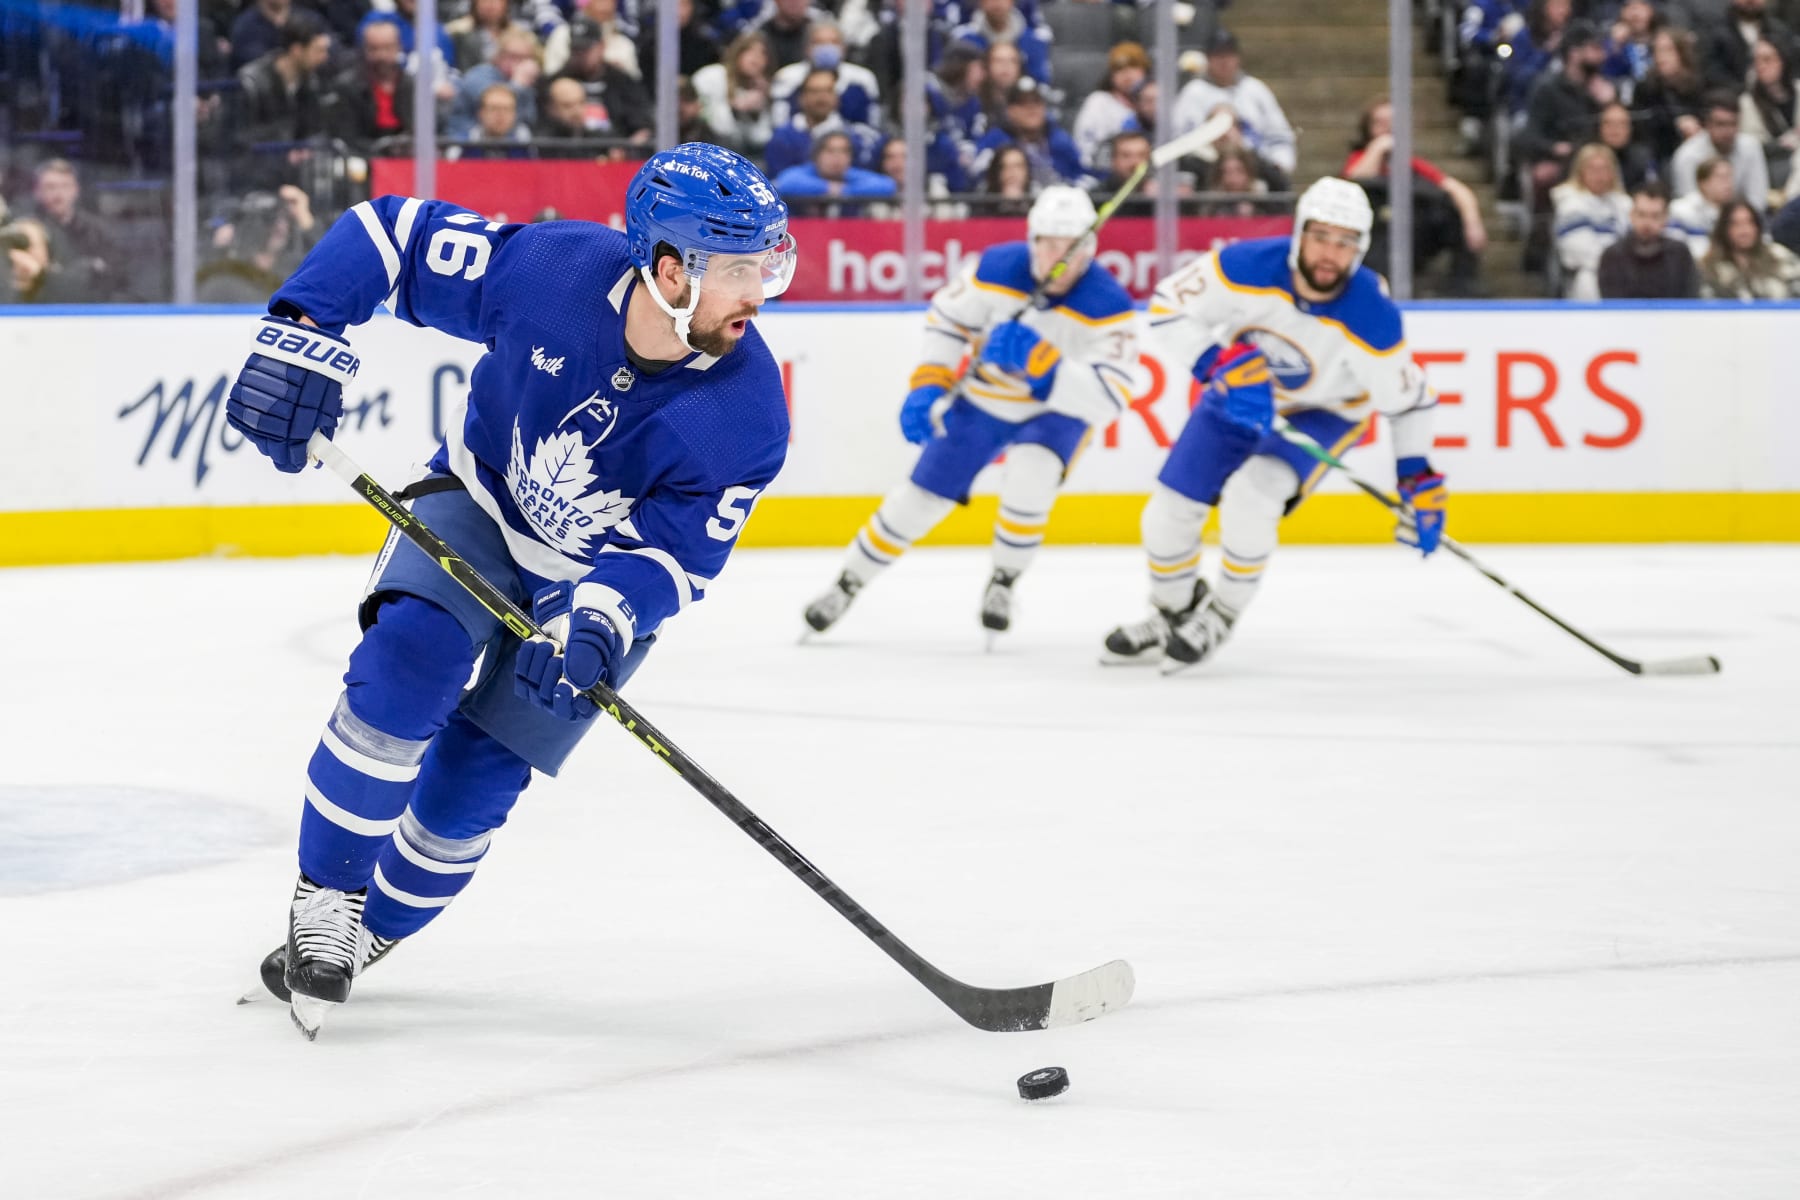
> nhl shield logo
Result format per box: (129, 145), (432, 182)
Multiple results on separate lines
(611, 365), (635, 392)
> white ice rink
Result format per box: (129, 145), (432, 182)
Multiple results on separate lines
(1, 543), (1795, 1199)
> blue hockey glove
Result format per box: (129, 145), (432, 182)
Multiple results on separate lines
(225, 315), (359, 473)
(1195, 343), (1274, 435)
(900, 362), (958, 444)
(513, 582), (624, 722)
(979, 320), (1061, 400)
(1395, 456), (1448, 556)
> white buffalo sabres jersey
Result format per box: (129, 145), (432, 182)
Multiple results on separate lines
(1149, 237), (1436, 458)
(914, 243), (1138, 428)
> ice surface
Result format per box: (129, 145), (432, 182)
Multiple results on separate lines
(0, 544), (1794, 1199)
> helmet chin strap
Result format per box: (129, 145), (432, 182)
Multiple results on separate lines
(638, 265), (704, 353)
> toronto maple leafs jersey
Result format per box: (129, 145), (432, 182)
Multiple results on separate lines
(916, 243), (1138, 427)
(271, 196), (789, 654)
(1149, 237), (1436, 460)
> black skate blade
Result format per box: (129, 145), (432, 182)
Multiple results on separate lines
(289, 1008), (320, 1041)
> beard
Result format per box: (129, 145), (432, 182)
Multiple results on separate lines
(674, 283), (756, 357)
(1297, 256), (1347, 294)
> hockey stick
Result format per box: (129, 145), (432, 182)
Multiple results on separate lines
(1022, 109), (1236, 307)
(1273, 421), (1723, 677)
(304, 432), (1134, 1031)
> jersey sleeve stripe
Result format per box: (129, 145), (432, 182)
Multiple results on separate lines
(350, 201), (402, 290)
(393, 197), (424, 256)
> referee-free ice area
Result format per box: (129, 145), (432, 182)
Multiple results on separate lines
(1, 544), (1795, 1199)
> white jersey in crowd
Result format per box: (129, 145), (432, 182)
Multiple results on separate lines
(914, 241), (1139, 429)
(1147, 236), (1436, 458)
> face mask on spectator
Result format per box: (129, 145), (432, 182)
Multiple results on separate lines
(811, 43), (843, 70)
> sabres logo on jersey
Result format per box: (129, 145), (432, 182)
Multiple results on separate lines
(1239, 327), (1316, 392)
(505, 421), (636, 556)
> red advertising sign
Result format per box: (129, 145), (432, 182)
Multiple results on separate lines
(369, 159), (1291, 300)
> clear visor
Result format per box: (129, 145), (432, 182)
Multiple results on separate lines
(684, 232), (800, 302)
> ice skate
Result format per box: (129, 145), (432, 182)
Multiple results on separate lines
(249, 928), (399, 1005)
(802, 571), (862, 637)
(1161, 591), (1239, 675)
(282, 874), (377, 1040)
(980, 569), (1018, 645)
(1101, 582), (1204, 666)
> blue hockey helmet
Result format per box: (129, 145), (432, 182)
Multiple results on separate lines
(625, 143), (797, 300)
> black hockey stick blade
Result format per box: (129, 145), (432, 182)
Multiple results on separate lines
(303, 434), (1136, 1033)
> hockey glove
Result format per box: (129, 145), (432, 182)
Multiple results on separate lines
(1394, 456), (1448, 556)
(513, 582), (623, 722)
(1195, 342), (1274, 436)
(226, 315), (359, 473)
(899, 364), (957, 444)
(979, 320), (1061, 400)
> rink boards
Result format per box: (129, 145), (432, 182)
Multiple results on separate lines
(2, 303), (1796, 565)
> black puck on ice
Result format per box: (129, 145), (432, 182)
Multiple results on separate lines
(1017, 1066), (1070, 1101)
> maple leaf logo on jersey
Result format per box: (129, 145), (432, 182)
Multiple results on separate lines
(505, 422), (636, 556)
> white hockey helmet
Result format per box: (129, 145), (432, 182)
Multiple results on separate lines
(1027, 185), (1099, 282)
(1288, 176), (1373, 275)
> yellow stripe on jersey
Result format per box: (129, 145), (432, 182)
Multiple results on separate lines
(970, 277), (1029, 300)
(1050, 305), (1135, 327)
(1300, 419), (1372, 496)
(909, 363), (958, 391)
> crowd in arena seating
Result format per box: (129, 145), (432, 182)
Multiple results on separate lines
(1445, 0), (1800, 297)
(0, 0), (1311, 302)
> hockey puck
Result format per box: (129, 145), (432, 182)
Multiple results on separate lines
(1017, 1066), (1070, 1101)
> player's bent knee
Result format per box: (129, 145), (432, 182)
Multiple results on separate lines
(1222, 455), (1300, 520)
(409, 713), (534, 840)
(1141, 482), (1211, 548)
(883, 481), (958, 537)
(344, 596), (481, 740)
(1002, 442), (1066, 508)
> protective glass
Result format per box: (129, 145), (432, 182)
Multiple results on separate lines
(684, 232), (801, 301)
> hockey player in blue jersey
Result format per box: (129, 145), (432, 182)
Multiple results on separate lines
(223, 143), (796, 1038)
(1101, 177), (1446, 673)
(800, 186), (1140, 639)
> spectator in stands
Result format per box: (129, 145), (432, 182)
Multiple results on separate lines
(1669, 155), (1735, 257)
(556, 16), (656, 148)
(1602, 0), (1660, 100)
(765, 66), (884, 176)
(1598, 100), (1656, 190)
(1072, 41), (1148, 175)
(748, 0), (832, 71)
(1698, 0), (1795, 92)
(1132, 78), (1161, 142)
(1673, 90), (1772, 211)
(772, 129), (898, 214)
(194, 185), (321, 302)
(951, 0), (1051, 86)
(447, 0), (528, 70)
(1517, 19), (1611, 199)
(1501, 0), (1574, 117)
(1197, 146), (1270, 217)
(1345, 94), (1488, 294)
(981, 142), (1034, 215)
(358, 0), (459, 86)
(1741, 38), (1800, 189)
(325, 16), (414, 153)
(25, 159), (122, 303)
(0, 218), (81, 305)
(229, 0), (294, 70)
(1598, 180), (1702, 296)
(450, 27), (543, 140)
(635, 0), (721, 89)
(693, 30), (777, 156)
(456, 83), (534, 153)
(1552, 143), (1632, 298)
(545, 0), (640, 78)
(1173, 30), (1297, 180)
(1700, 196), (1800, 295)
(771, 19), (880, 126)
(1632, 27), (1705, 165)
(535, 75), (606, 151)
(971, 81), (1093, 189)
(924, 42), (987, 173)
(232, 13), (332, 192)
(977, 41), (1027, 134)
(1196, 101), (1288, 193)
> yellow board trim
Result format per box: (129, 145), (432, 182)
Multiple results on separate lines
(3, 493), (1797, 568)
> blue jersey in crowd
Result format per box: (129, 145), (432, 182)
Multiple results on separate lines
(272, 195), (790, 655)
